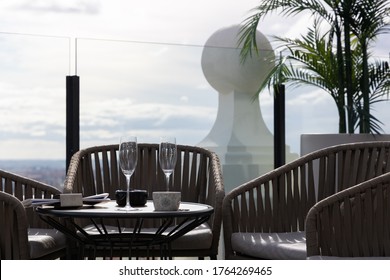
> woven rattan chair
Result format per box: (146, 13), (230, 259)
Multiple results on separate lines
(0, 170), (66, 259)
(222, 141), (390, 260)
(306, 172), (390, 259)
(64, 143), (225, 259)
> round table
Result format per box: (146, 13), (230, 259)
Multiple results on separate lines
(37, 200), (214, 259)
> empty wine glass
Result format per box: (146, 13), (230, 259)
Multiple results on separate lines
(119, 136), (138, 210)
(159, 137), (177, 191)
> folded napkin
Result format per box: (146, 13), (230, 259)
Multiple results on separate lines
(22, 198), (60, 207)
(22, 193), (109, 208)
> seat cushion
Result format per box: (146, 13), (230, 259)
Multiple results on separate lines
(81, 223), (213, 250)
(231, 231), (306, 260)
(170, 223), (212, 250)
(28, 228), (67, 259)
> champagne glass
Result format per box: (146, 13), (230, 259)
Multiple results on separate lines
(159, 137), (177, 191)
(119, 136), (138, 210)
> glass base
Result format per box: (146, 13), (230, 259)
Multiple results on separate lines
(117, 205), (138, 211)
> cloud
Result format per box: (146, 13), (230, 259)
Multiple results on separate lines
(12, 0), (101, 15)
(79, 99), (216, 140)
(0, 139), (65, 159)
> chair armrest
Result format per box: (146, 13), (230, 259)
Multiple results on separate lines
(0, 191), (30, 259)
(306, 172), (390, 257)
(0, 169), (62, 228)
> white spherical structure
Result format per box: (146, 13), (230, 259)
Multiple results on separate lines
(201, 25), (274, 94)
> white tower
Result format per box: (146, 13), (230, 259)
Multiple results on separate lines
(198, 25), (297, 192)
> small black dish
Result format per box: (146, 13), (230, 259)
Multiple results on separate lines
(115, 189), (148, 207)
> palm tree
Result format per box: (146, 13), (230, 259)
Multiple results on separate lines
(239, 0), (390, 133)
(260, 20), (389, 133)
(265, 21), (346, 133)
(353, 57), (390, 133)
(351, 0), (390, 132)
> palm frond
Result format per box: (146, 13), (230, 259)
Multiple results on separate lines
(238, 0), (334, 63)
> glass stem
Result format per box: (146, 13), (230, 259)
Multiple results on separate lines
(166, 174), (170, 191)
(126, 175), (131, 208)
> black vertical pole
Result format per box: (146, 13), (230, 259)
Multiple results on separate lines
(66, 75), (80, 172)
(274, 83), (285, 168)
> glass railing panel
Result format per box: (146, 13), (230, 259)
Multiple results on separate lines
(0, 33), (70, 188)
(76, 38), (218, 148)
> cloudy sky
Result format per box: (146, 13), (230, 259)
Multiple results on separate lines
(0, 0), (389, 160)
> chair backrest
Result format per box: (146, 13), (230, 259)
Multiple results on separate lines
(64, 143), (225, 252)
(306, 171), (390, 257)
(0, 191), (30, 259)
(0, 170), (62, 229)
(224, 141), (390, 234)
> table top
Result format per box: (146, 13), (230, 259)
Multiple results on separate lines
(36, 200), (213, 219)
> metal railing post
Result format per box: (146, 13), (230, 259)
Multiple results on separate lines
(66, 75), (80, 172)
(274, 83), (285, 168)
